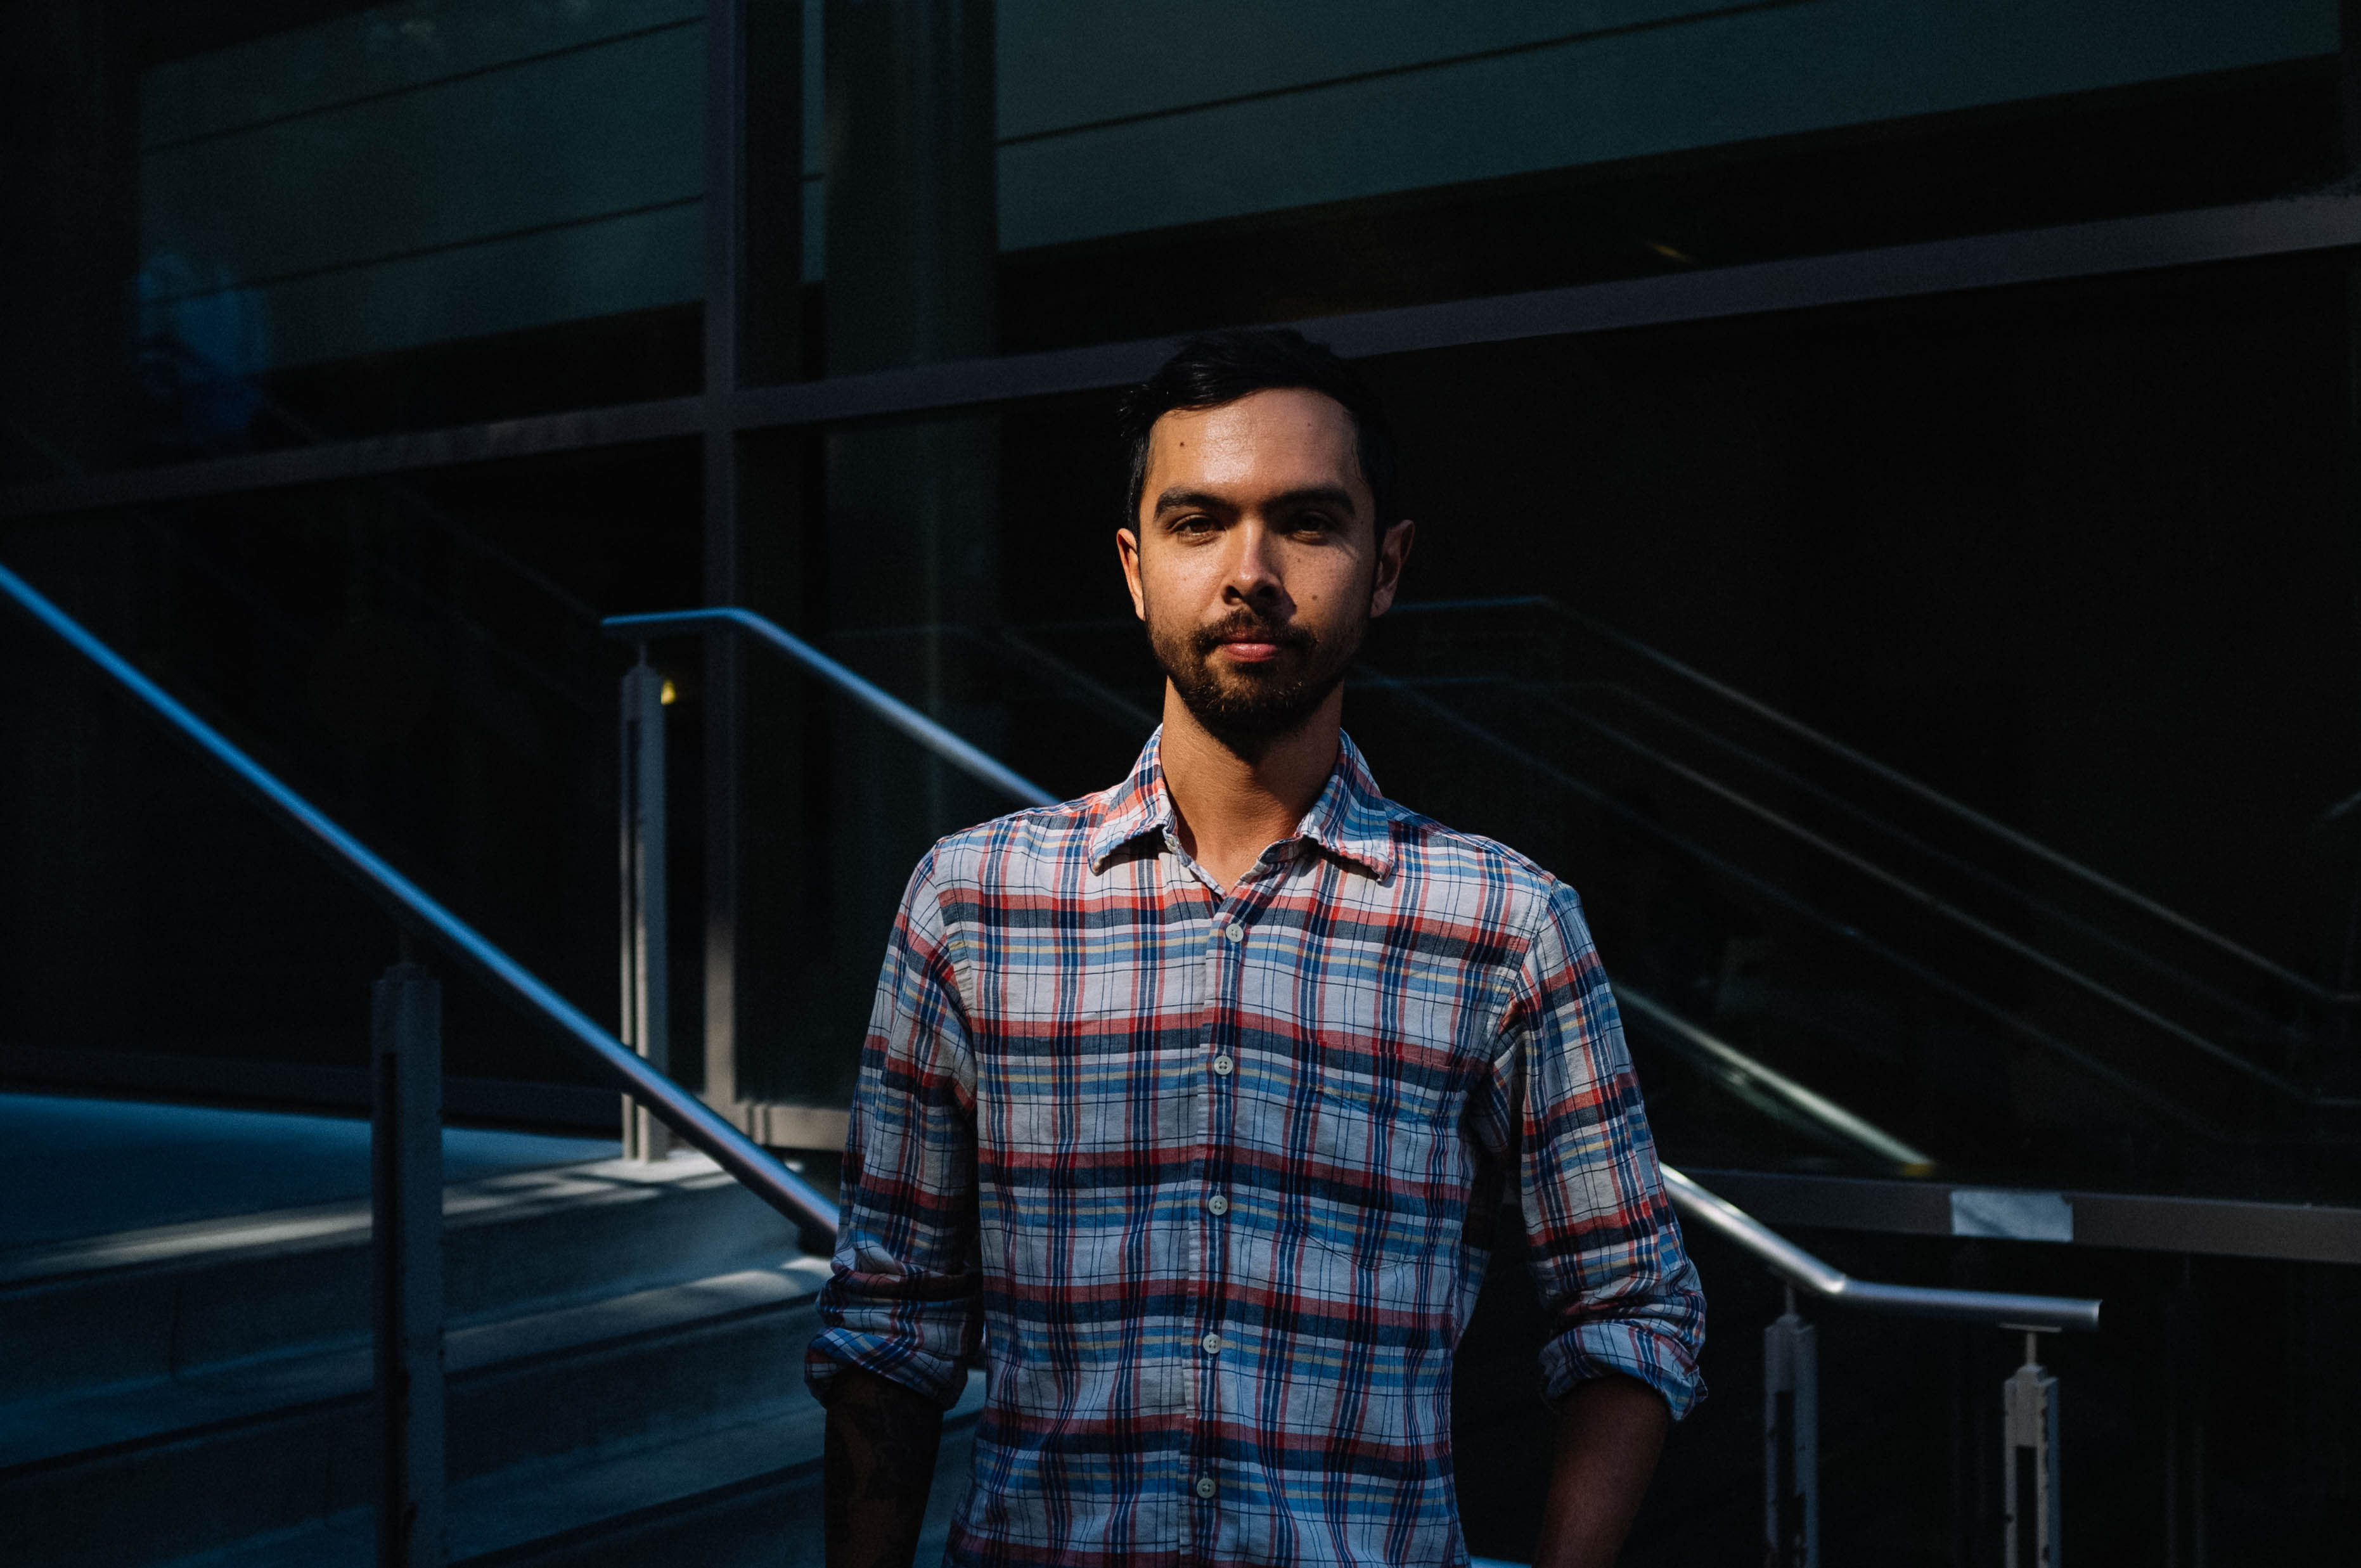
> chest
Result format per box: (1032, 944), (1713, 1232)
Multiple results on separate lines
(960, 863), (1506, 1163)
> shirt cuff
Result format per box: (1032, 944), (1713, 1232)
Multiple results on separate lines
(805, 1325), (974, 1412)
(1540, 1318), (1707, 1422)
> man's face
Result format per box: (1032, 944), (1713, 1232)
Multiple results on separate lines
(1117, 387), (1412, 747)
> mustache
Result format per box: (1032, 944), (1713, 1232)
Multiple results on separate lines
(1186, 610), (1316, 659)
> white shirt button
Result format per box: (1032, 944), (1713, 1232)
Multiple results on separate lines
(1202, 1332), (1223, 1354)
(1211, 1055), (1233, 1076)
(1194, 1475), (1218, 1499)
(1223, 922), (1245, 944)
(1206, 1193), (1229, 1216)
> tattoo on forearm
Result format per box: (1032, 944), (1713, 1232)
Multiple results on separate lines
(825, 1370), (945, 1568)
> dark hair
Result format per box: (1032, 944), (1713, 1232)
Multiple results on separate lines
(1117, 327), (1398, 530)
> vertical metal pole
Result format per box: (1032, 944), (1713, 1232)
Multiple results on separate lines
(2162, 1259), (2205, 1568)
(620, 654), (672, 1160)
(2003, 1331), (2062, 1568)
(702, 0), (749, 1114)
(703, 0), (805, 1114)
(372, 961), (444, 1568)
(823, 0), (1001, 1096)
(1764, 1285), (1818, 1568)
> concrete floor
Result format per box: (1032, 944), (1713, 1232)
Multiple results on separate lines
(0, 1091), (618, 1249)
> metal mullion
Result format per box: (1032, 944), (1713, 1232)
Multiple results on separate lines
(701, 0), (749, 1110)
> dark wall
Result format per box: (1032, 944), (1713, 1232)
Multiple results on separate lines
(1361, 259), (2359, 974)
(0, 444), (707, 1091)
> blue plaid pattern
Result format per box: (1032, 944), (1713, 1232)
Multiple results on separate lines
(808, 729), (1705, 1567)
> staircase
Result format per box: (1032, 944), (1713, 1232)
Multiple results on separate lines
(0, 1147), (982, 1568)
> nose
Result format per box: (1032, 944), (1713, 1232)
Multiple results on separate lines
(1224, 518), (1288, 610)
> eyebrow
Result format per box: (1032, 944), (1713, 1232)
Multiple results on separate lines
(1150, 483), (1360, 519)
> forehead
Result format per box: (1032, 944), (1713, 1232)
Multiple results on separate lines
(1142, 388), (1364, 506)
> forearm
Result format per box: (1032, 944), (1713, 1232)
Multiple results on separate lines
(823, 1366), (946, 1568)
(1532, 1373), (1669, 1568)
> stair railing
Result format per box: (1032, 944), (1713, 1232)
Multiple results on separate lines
(1389, 596), (2361, 1024)
(601, 607), (1055, 1160)
(605, 605), (1054, 807)
(0, 560), (837, 1568)
(606, 603), (2105, 1568)
(1664, 1167), (2099, 1568)
(1348, 659), (2232, 1138)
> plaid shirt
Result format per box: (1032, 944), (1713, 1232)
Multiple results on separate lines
(808, 729), (1704, 1568)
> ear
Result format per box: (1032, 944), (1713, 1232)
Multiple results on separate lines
(1368, 519), (1415, 617)
(1116, 527), (1147, 620)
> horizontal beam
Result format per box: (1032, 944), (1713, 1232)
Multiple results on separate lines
(0, 397), (709, 519)
(8, 194), (2360, 520)
(1310, 193), (2361, 360)
(1693, 1167), (2361, 1267)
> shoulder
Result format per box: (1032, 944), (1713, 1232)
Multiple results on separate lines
(916, 789), (1110, 894)
(1370, 800), (1591, 956)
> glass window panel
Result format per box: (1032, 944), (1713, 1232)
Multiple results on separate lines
(0, 439), (702, 1093)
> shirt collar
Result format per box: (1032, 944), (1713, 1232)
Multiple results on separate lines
(1086, 726), (1396, 879)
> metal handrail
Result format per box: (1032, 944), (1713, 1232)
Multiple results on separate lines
(1510, 672), (2310, 1095)
(1349, 659), (2226, 1135)
(1663, 1166), (2100, 1332)
(0, 557), (840, 1240)
(1614, 987), (1936, 1173)
(1547, 673), (2300, 1040)
(1362, 662), (2348, 1109)
(602, 607), (1057, 808)
(1394, 594), (2357, 1006)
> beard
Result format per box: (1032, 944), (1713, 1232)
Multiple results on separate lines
(1146, 601), (1366, 749)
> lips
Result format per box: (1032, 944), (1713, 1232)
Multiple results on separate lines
(1193, 614), (1309, 669)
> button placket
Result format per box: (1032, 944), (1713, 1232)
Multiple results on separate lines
(1195, 878), (1261, 1536)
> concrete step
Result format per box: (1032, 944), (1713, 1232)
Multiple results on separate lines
(0, 1091), (620, 1254)
(0, 1152), (806, 1410)
(149, 1378), (989, 1568)
(0, 1149), (829, 1568)
(3, 1258), (832, 1567)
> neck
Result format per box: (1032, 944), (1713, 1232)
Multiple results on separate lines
(1157, 686), (1343, 890)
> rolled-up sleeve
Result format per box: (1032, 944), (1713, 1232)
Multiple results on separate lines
(804, 850), (983, 1411)
(1503, 883), (1706, 1419)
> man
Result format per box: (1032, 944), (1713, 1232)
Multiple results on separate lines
(809, 328), (1705, 1568)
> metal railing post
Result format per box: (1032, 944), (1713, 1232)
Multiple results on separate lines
(1764, 1285), (1820, 1568)
(372, 960), (446, 1567)
(619, 654), (672, 1162)
(2002, 1330), (2062, 1568)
